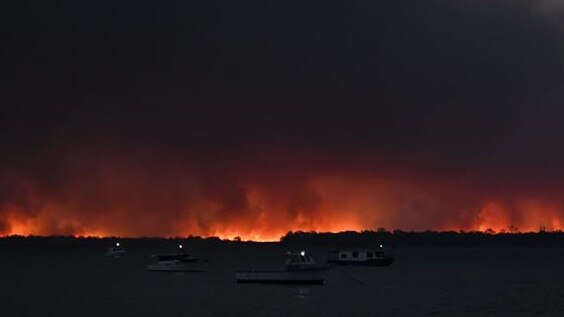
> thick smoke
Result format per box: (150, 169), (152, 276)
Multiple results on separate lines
(1, 1), (564, 239)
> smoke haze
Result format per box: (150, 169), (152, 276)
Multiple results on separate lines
(2, 1), (564, 239)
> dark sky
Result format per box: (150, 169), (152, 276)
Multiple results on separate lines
(1, 1), (564, 238)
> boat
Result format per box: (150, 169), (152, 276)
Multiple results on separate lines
(105, 242), (126, 257)
(326, 245), (395, 266)
(286, 251), (327, 271)
(146, 245), (206, 272)
(236, 251), (325, 284)
(236, 271), (324, 285)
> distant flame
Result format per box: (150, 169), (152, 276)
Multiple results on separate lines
(1, 174), (563, 240)
(475, 202), (512, 233)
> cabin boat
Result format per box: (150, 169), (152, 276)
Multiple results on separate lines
(236, 251), (325, 284)
(146, 245), (206, 272)
(327, 246), (395, 266)
(105, 242), (126, 257)
(286, 251), (326, 271)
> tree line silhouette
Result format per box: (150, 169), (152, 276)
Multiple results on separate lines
(2, 229), (564, 247)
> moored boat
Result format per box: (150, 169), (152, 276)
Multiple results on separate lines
(326, 245), (395, 266)
(146, 245), (206, 272)
(286, 251), (327, 271)
(236, 251), (325, 284)
(105, 242), (126, 257)
(236, 271), (324, 285)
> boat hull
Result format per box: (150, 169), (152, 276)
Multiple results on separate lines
(235, 271), (324, 285)
(105, 247), (126, 257)
(327, 257), (394, 266)
(146, 262), (205, 272)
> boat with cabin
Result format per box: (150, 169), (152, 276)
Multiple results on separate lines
(146, 245), (207, 272)
(326, 245), (395, 266)
(105, 242), (126, 257)
(236, 251), (325, 284)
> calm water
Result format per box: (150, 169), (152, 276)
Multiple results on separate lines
(2, 240), (564, 316)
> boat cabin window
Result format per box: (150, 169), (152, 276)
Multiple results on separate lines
(340, 253), (347, 259)
(367, 252), (373, 258)
(352, 251), (358, 258)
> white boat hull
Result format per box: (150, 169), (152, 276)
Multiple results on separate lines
(236, 271), (324, 285)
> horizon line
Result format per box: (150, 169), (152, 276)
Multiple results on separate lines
(2, 228), (564, 242)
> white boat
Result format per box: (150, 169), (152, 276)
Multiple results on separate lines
(285, 251), (327, 271)
(146, 245), (206, 272)
(326, 245), (395, 266)
(105, 242), (126, 257)
(236, 271), (324, 285)
(236, 251), (325, 284)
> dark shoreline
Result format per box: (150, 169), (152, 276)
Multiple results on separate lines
(2, 230), (564, 248)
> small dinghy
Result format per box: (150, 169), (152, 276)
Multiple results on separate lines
(105, 242), (126, 258)
(146, 245), (207, 272)
(236, 251), (325, 285)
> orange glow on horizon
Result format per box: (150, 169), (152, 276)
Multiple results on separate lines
(2, 200), (563, 241)
(2, 175), (564, 240)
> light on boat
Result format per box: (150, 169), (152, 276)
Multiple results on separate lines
(116, 242), (120, 247)
(379, 244), (383, 248)
(300, 251), (305, 256)
(179, 244), (183, 249)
